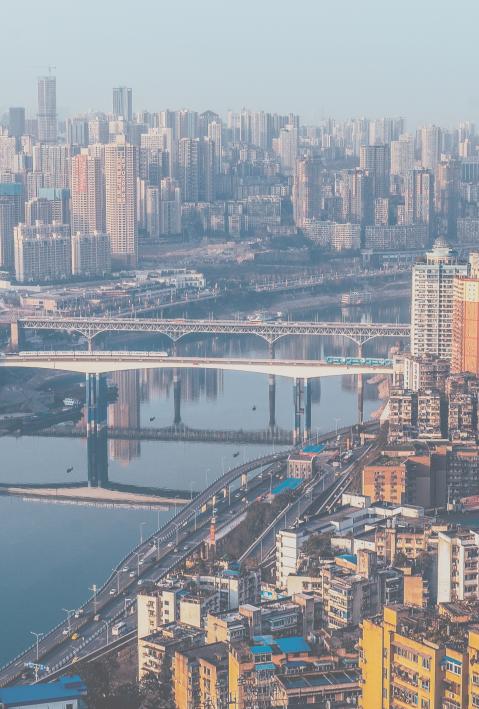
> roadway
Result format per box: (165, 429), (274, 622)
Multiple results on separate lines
(0, 422), (367, 686)
(0, 451), (288, 686)
(0, 352), (395, 379)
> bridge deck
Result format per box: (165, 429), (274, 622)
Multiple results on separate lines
(0, 352), (395, 378)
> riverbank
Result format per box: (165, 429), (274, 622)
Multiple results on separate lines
(0, 485), (189, 508)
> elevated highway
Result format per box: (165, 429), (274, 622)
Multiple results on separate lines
(0, 351), (395, 379)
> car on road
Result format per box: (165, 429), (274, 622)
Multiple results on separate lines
(122, 566), (129, 572)
(109, 589), (116, 596)
(71, 633), (79, 641)
(94, 614), (101, 621)
(129, 571), (135, 578)
(137, 579), (144, 586)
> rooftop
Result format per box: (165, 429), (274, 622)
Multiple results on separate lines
(0, 676), (86, 707)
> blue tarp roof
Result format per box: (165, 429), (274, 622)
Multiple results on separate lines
(338, 554), (357, 564)
(0, 676), (86, 707)
(302, 444), (326, 453)
(275, 636), (311, 654)
(253, 634), (274, 645)
(255, 662), (276, 671)
(251, 645), (273, 655)
(272, 478), (302, 495)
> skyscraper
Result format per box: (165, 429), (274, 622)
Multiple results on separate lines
(411, 239), (468, 359)
(420, 125), (441, 170)
(178, 138), (199, 203)
(292, 156), (322, 227)
(104, 136), (138, 266)
(37, 75), (57, 143)
(0, 199), (15, 268)
(338, 168), (374, 225)
(8, 107), (25, 140)
(404, 168), (435, 237)
(452, 254), (479, 375)
(198, 138), (215, 202)
(276, 124), (298, 175)
(359, 144), (390, 198)
(71, 152), (105, 234)
(112, 86), (132, 121)
(390, 133), (415, 176)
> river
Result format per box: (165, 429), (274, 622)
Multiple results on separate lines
(0, 297), (409, 665)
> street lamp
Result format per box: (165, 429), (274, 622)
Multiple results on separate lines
(30, 631), (43, 662)
(89, 584), (98, 613)
(103, 620), (109, 645)
(133, 551), (142, 576)
(62, 609), (75, 635)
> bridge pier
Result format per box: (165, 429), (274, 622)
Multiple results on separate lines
(268, 375), (276, 429)
(357, 344), (364, 425)
(293, 378), (304, 445)
(10, 321), (24, 352)
(304, 379), (312, 442)
(240, 472), (248, 489)
(86, 373), (108, 487)
(173, 371), (181, 426)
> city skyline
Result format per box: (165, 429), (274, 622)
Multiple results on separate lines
(2, 0), (479, 126)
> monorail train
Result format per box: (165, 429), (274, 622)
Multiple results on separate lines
(325, 356), (393, 366)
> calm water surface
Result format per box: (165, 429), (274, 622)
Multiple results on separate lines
(0, 298), (409, 664)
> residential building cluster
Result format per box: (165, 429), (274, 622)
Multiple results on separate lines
(4, 81), (479, 285)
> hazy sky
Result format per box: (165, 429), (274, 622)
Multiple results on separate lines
(2, 0), (478, 128)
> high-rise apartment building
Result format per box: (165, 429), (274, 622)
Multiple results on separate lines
(404, 168), (435, 236)
(411, 239), (468, 359)
(292, 156), (322, 227)
(360, 605), (476, 709)
(0, 199), (15, 268)
(198, 137), (215, 202)
(437, 529), (479, 603)
(390, 133), (415, 176)
(71, 231), (111, 278)
(338, 168), (374, 225)
(8, 107), (25, 140)
(420, 124), (441, 170)
(159, 178), (181, 235)
(178, 138), (199, 203)
(14, 221), (71, 283)
(276, 124), (298, 175)
(32, 144), (70, 189)
(37, 75), (57, 143)
(71, 152), (105, 234)
(112, 86), (132, 121)
(359, 144), (390, 198)
(435, 158), (460, 240)
(452, 256), (479, 375)
(104, 136), (138, 266)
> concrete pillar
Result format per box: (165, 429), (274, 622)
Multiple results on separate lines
(240, 472), (248, 489)
(10, 321), (24, 352)
(293, 378), (304, 445)
(304, 379), (312, 442)
(173, 370), (181, 426)
(223, 486), (229, 499)
(211, 495), (217, 508)
(357, 344), (364, 425)
(268, 375), (276, 429)
(268, 342), (276, 429)
(86, 373), (108, 487)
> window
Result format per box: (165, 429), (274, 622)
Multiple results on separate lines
(422, 656), (431, 670)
